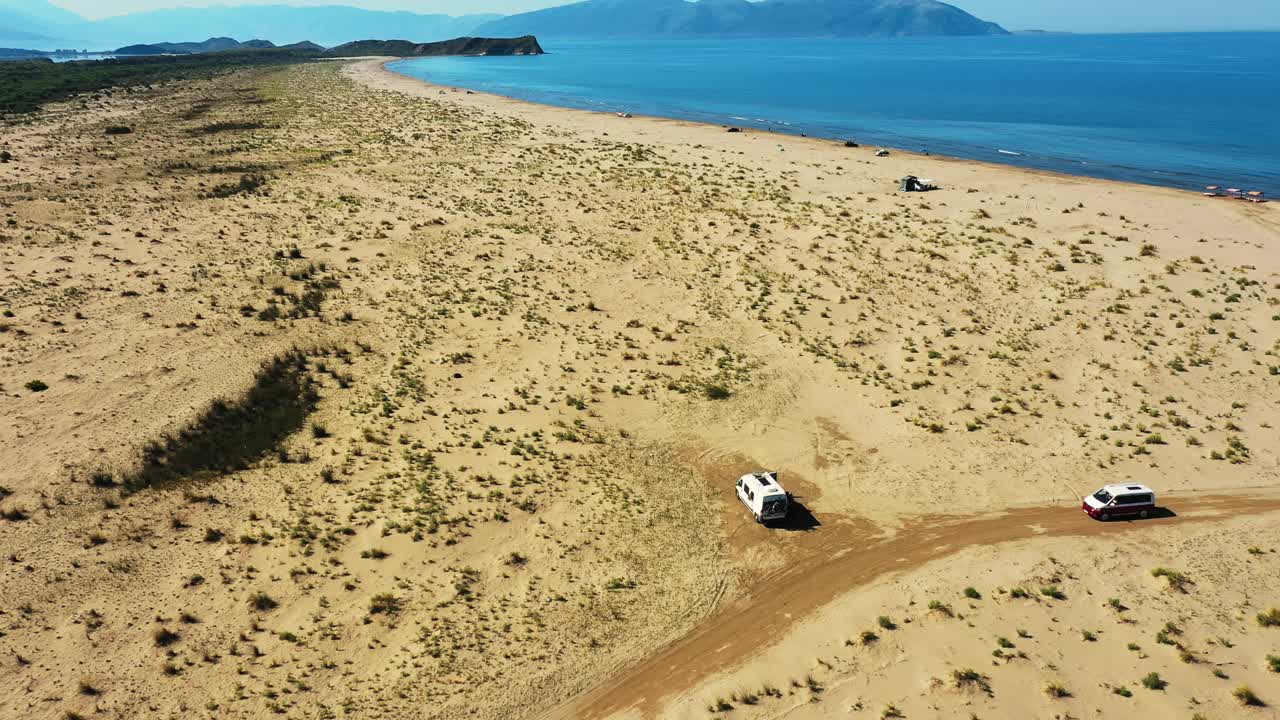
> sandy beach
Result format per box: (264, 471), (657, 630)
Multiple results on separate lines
(1, 56), (1278, 720)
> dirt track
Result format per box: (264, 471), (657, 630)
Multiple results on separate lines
(548, 489), (1280, 719)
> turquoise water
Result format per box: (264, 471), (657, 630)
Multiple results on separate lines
(390, 33), (1280, 193)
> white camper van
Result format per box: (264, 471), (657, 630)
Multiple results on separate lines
(735, 471), (790, 524)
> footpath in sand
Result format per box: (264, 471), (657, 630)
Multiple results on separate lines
(0, 57), (1278, 720)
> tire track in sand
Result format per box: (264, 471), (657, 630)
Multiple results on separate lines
(548, 488), (1280, 719)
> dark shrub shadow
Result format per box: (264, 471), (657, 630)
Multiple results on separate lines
(122, 350), (320, 491)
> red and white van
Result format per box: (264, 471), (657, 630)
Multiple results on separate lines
(1082, 484), (1157, 521)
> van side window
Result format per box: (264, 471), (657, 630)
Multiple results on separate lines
(1117, 494), (1151, 505)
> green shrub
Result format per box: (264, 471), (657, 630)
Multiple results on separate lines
(951, 668), (991, 693)
(248, 591), (278, 612)
(704, 384), (732, 400)
(1233, 685), (1263, 706)
(1044, 682), (1070, 698)
(368, 593), (401, 615)
(1141, 672), (1166, 690)
(1151, 567), (1193, 592)
(1040, 585), (1066, 600)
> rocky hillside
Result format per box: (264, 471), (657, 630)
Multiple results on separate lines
(325, 35), (545, 57)
(479, 0), (1008, 38)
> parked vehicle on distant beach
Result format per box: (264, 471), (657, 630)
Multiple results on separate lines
(736, 471), (790, 524)
(1082, 484), (1156, 521)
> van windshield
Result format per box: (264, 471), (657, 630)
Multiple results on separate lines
(1093, 489), (1113, 504)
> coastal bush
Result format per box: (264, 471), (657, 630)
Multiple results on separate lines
(1233, 685), (1263, 706)
(0, 51), (320, 115)
(368, 593), (401, 615)
(152, 627), (180, 647)
(25, 379), (48, 392)
(207, 173), (268, 199)
(119, 350), (320, 490)
(193, 120), (266, 135)
(1040, 585), (1066, 600)
(1141, 672), (1166, 690)
(951, 668), (991, 694)
(704, 383), (732, 400)
(1258, 607), (1280, 627)
(1044, 682), (1071, 698)
(708, 697), (732, 712)
(1151, 567), (1193, 592)
(248, 591), (278, 612)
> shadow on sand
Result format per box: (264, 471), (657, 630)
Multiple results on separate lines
(1094, 506), (1178, 522)
(767, 498), (821, 532)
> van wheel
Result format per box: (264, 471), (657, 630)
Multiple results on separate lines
(1139, 509), (1149, 519)
(754, 514), (762, 525)
(1099, 512), (1110, 522)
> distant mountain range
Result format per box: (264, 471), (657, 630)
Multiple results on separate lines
(479, 0), (1009, 37)
(1, 0), (1008, 51)
(114, 38), (323, 56)
(0, 1), (499, 49)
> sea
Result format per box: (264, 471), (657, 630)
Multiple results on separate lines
(389, 33), (1280, 194)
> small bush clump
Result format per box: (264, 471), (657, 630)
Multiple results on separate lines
(1233, 685), (1263, 706)
(248, 591), (278, 612)
(1141, 672), (1166, 690)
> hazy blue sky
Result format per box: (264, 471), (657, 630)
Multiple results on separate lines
(48, 0), (1280, 31)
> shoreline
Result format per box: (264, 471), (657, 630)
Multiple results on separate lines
(374, 57), (1277, 200)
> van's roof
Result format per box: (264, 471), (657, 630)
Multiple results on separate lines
(1100, 483), (1154, 495)
(740, 471), (786, 494)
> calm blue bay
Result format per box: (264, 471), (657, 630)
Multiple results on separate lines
(390, 33), (1280, 193)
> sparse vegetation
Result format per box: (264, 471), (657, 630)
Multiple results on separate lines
(1044, 682), (1071, 698)
(248, 592), (278, 612)
(1141, 672), (1167, 690)
(1151, 567), (1193, 592)
(1233, 685), (1264, 706)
